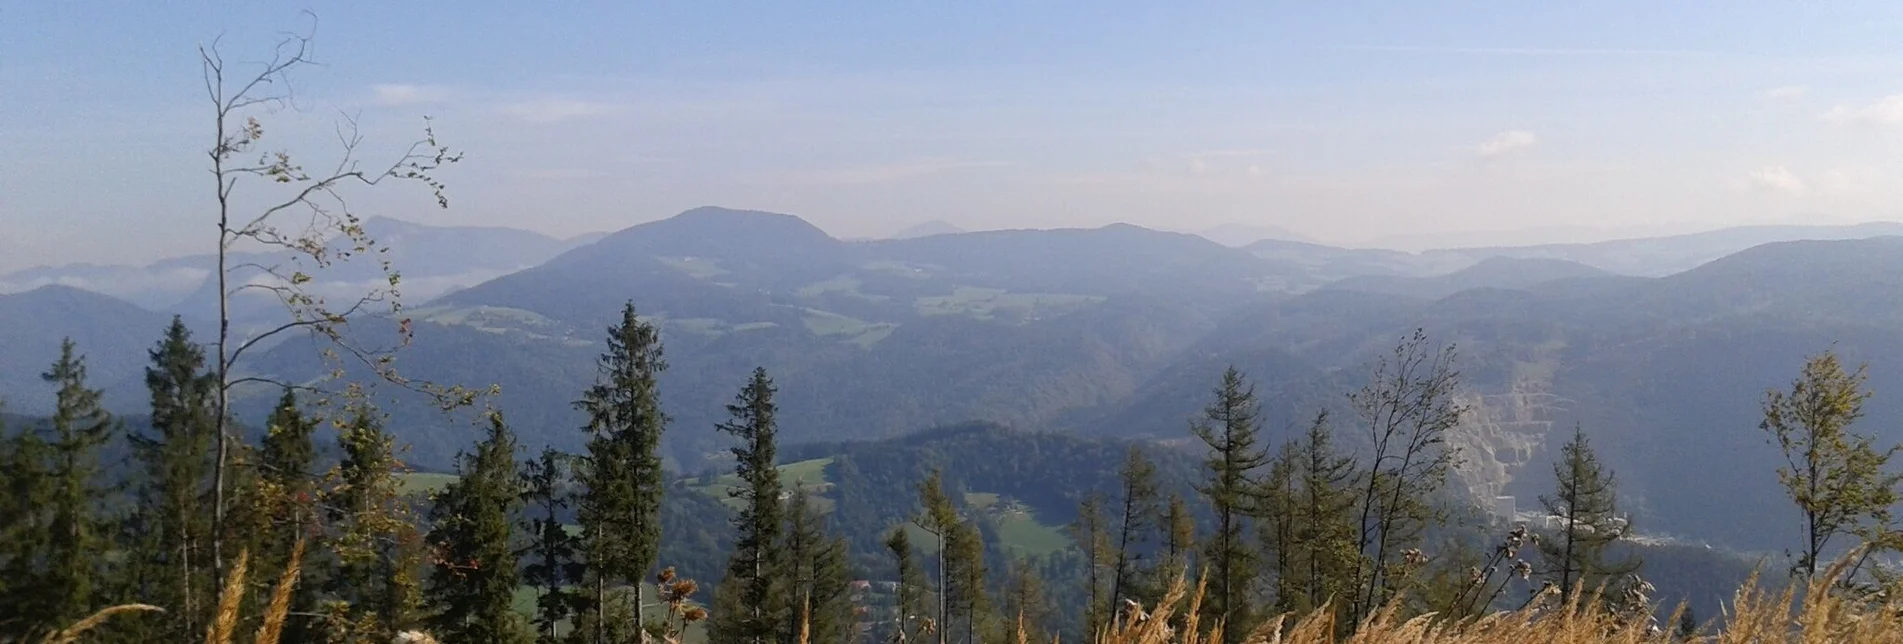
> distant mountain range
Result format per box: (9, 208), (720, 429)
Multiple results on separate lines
(0, 216), (600, 314)
(6, 206), (1903, 553)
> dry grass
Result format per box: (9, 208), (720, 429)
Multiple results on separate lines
(37, 604), (163, 644)
(202, 550), (250, 644)
(253, 538), (307, 644)
(1096, 551), (1903, 644)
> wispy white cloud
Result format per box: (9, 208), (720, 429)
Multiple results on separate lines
(501, 98), (621, 124)
(0, 266), (208, 300)
(371, 84), (453, 106)
(788, 159), (1015, 185)
(1822, 95), (1903, 125)
(1336, 45), (1717, 57)
(1474, 130), (1537, 158)
(1746, 165), (1807, 194)
(1765, 85), (1808, 100)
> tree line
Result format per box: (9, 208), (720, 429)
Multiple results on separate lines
(5, 306), (1900, 643)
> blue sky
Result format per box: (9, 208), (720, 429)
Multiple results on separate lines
(8, 1), (1903, 270)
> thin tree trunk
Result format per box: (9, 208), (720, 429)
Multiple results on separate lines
(212, 104), (232, 595)
(182, 534), (195, 639)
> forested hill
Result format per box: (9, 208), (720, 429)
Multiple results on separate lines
(8, 208), (1903, 556)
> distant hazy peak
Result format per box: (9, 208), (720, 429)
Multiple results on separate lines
(0, 283), (152, 312)
(1197, 222), (1316, 247)
(891, 220), (967, 239)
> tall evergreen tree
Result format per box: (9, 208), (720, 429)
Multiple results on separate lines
(1259, 441), (1301, 616)
(577, 301), (670, 643)
(710, 368), (786, 644)
(425, 412), (532, 643)
(324, 405), (425, 640)
(1160, 494), (1196, 587)
(1000, 558), (1050, 644)
(1191, 366), (1268, 642)
(1111, 447), (1160, 610)
(0, 404), (12, 632)
(255, 390), (323, 643)
(946, 520), (990, 644)
(780, 486), (856, 644)
(130, 317), (219, 640)
(40, 340), (119, 634)
(1290, 413), (1361, 622)
(915, 470), (959, 644)
(0, 352), (70, 639)
(1760, 349), (1902, 579)
(886, 526), (927, 644)
(1071, 494), (1112, 635)
(1538, 425), (1640, 601)
(521, 447), (585, 643)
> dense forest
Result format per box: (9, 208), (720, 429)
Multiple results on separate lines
(4, 300), (1891, 644)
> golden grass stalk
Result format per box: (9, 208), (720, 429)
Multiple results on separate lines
(204, 549), (251, 644)
(39, 604), (163, 644)
(1091, 547), (1903, 644)
(798, 595), (812, 644)
(253, 537), (307, 644)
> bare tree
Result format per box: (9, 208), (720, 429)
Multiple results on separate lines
(1347, 329), (1466, 622)
(197, 13), (473, 586)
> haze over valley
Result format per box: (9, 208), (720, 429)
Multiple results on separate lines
(14, 5), (1903, 643)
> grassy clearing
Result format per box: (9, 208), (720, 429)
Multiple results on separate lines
(668, 317), (779, 337)
(656, 256), (730, 279)
(796, 275), (891, 302)
(903, 492), (1071, 558)
(688, 457), (836, 511)
(914, 286), (1103, 319)
(848, 324), (898, 348)
(512, 583), (708, 644)
(993, 507), (1070, 557)
(801, 308), (873, 336)
(396, 472), (457, 496)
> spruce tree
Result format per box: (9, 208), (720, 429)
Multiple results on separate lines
(0, 405), (11, 631)
(1291, 412), (1361, 622)
(1000, 558), (1050, 644)
(577, 301), (670, 643)
(710, 368), (786, 644)
(886, 526), (927, 643)
(1538, 425), (1639, 601)
(1259, 441), (1300, 616)
(521, 447), (585, 643)
(781, 486), (856, 644)
(915, 471), (959, 644)
(1160, 494), (1196, 587)
(425, 412), (532, 643)
(0, 384), (55, 639)
(256, 390), (323, 643)
(131, 317), (219, 640)
(325, 405), (424, 640)
(40, 339), (119, 633)
(1111, 447), (1160, 609)
(1070, 494), (1112, 635)
(946, 520), (990, 644)
(1191, 366), (1268, 641)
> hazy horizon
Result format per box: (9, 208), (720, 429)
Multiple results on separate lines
(12, 2), (1903, 271)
